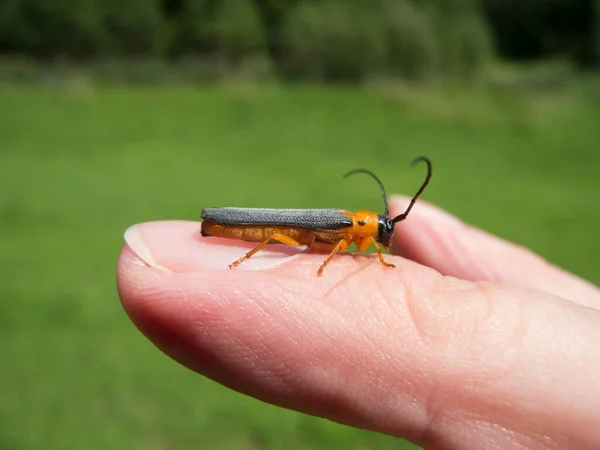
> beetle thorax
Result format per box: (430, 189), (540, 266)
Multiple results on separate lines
(352, 210), (379, 239)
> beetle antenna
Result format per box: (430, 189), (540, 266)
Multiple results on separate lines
(344, 168), (389, 216)
(392, 156), (432, 223)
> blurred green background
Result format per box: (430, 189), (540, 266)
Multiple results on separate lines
(1, 1), (600, 449)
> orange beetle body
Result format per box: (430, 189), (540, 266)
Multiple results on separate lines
(201, 157), (432, 276)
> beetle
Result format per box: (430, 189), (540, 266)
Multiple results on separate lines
(200, 156), (432, 276)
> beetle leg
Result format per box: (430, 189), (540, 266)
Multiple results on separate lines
(370, 237), (396, 269)
(229, 234), (302, 269)
(317, 239), (347, 277)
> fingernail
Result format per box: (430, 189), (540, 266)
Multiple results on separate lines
(124, 223), (172, 272)
(123, 221), (305, 273)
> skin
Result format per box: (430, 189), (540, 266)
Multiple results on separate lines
(116, 195), (600, 450)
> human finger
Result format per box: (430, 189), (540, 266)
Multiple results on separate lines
(389, 195), (600, 309)
(117, 221), (600, 449)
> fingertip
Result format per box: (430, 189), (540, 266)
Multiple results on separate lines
(116, 220), (318, 336)
(121, 220), (307, 274)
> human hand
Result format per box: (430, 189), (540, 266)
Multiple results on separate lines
(116, 196), (600, 450)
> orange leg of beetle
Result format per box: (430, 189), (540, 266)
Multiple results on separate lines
(229, 234), (303, 269)
(370, 237), (396, 269)
(317, 239), (347, 277)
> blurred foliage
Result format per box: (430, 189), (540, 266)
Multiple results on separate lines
(596, 0), (600, 64)
(0, 0), (598, 82)
(380, 0), (439, 81)
(171, 0), (266, 64)
(281, 1), (386, 81)
(0, 0), (166, 58)
(482, 0), (598, 68)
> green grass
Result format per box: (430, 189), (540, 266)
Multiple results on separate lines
(0, 82), (599, 450)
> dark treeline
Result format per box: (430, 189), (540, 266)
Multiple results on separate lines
(0, 0), (598, 81)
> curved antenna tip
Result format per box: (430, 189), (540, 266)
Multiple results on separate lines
(392, 156), (432, 223)
(411, 156), (431, 167)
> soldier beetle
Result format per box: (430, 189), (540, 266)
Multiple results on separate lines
(201, 157), (432, 276)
